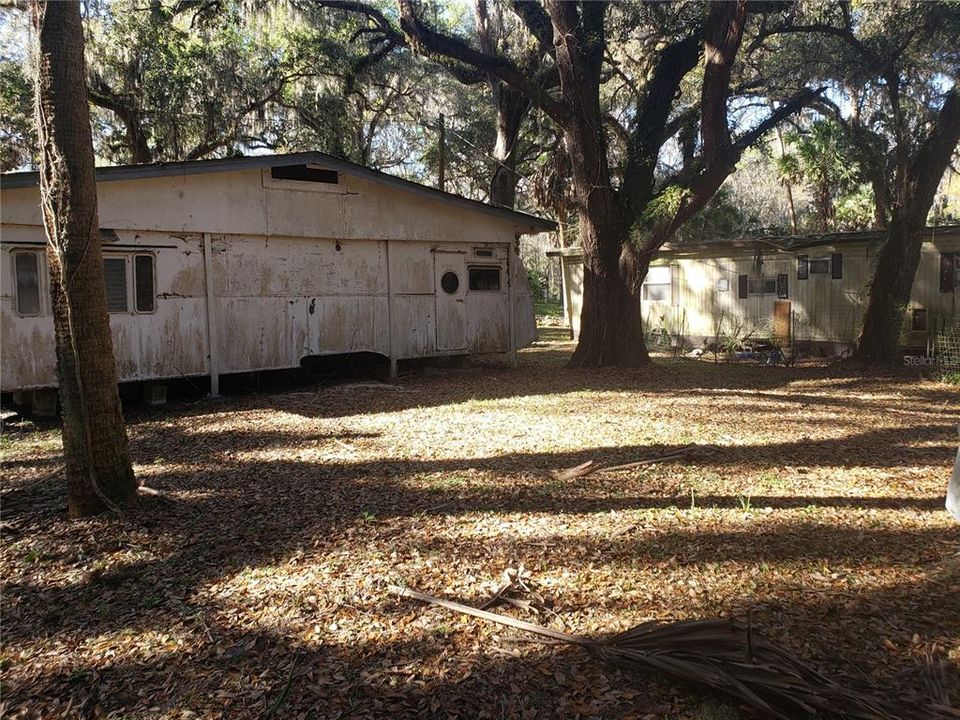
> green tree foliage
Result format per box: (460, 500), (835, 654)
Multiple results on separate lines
(0, 58), (34, 171)
(0, 7), (36, 171)
(777, 119), (866, 232)
(84, 0), (299, 163)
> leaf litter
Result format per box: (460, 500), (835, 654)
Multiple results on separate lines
(1, 336), (959, 719)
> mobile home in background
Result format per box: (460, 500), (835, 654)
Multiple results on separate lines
(551, 226), (960, 356)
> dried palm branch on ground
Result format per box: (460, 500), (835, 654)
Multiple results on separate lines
(544, 444), (703, 482)
(390, 585), (944, 720)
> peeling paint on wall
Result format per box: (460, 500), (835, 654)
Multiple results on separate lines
(1, 172), (543, 390)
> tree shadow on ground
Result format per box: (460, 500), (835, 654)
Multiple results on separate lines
(4, 452), (956, 645)
(3, 354), (958, 718)
(4, 407), (957, 648)
(122, 354), (958, 424)
(7, 566), (955, 720)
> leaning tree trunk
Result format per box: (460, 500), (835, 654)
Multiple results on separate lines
(489, 87), (530, 208)
(34, 0), (136, 517)
(855, 213), (926, 364)
(855, 89), (960, 364)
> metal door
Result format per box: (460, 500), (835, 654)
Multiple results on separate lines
(434, 251), (467, 351)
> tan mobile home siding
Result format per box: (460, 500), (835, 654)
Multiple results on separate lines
(554, 226), (960, 351)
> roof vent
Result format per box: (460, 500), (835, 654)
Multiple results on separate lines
(270, 165), (338, 184)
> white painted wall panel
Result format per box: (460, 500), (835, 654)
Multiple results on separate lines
(1, 162), (545, 390)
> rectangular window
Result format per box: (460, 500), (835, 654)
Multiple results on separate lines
(716, 277), (729, 292)
(642, 265), (672, 302)
(103, 257), (128, 312)
(831, 252), (843, 279)
(748, 276), (778, 295)
(134, 254), (155, 312)
(468, 266), (501, 291)
(797, 255), (809, 280)
(911, 308), (927, 332)
(941, 252), (959, 293)
(776, 273), (788, 299)
(808, 257), (830, 274)
(14, 251), (41, 316)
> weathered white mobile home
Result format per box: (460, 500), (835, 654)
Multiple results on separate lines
(1, 152), (555, 396)
(551, 226), (960, 354)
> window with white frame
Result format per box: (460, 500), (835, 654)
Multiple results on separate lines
(808, 257), (830, 274)
(13, 250), (42, 316)
(103, 257), (128, 312)
(102, 254), (157, 313)
(134, 255), (156, 312)
(642, 265), (672, 302)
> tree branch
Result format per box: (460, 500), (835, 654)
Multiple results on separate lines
(395, 0), (570, 124)
(619, 33), (702, 211)
(755, 22), (886, 71)
(732, 86), (823, 153)
(87, 72), (153, 164)
(510, 0), (554, 57)
(313, 0), (405, 47)
(700, 0), (748, 165)
(905, 87), (960, 225)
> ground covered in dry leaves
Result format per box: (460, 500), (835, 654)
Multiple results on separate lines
(2, 330), (959, 719)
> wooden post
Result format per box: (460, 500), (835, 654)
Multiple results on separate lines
(438, 113), (446, 192)
(386, 239), (398, 380)
(202, 232), (219, 396)
(508, 240), (518, 367)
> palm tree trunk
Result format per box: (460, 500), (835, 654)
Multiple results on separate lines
(33, 0), (136, 517)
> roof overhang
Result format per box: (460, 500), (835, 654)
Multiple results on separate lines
(548, 224), (960, 260)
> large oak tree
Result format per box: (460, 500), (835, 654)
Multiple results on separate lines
(329, 0), (815, 366)
(759, 2), (960, 362)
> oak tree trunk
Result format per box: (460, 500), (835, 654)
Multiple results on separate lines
(855, 89), (960, 363)
(489, 88), (529, 208)
(855, 214), (923, 363)
(547, 0), (647, 367)
(34, 0), (137, 517)
(568, 203), (650, 368)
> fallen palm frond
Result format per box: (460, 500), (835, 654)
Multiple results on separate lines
(545, 445), (698, 482)
(390, 585), (932, 720)
(479, 564), (534, 610)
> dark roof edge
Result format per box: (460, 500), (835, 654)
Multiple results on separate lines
(0, 151), (557, 233)
(549, 224), (960, 258)
(667, 224), (960, 252)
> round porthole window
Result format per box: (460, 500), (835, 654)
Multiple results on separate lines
(441, 271), (459, 294)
